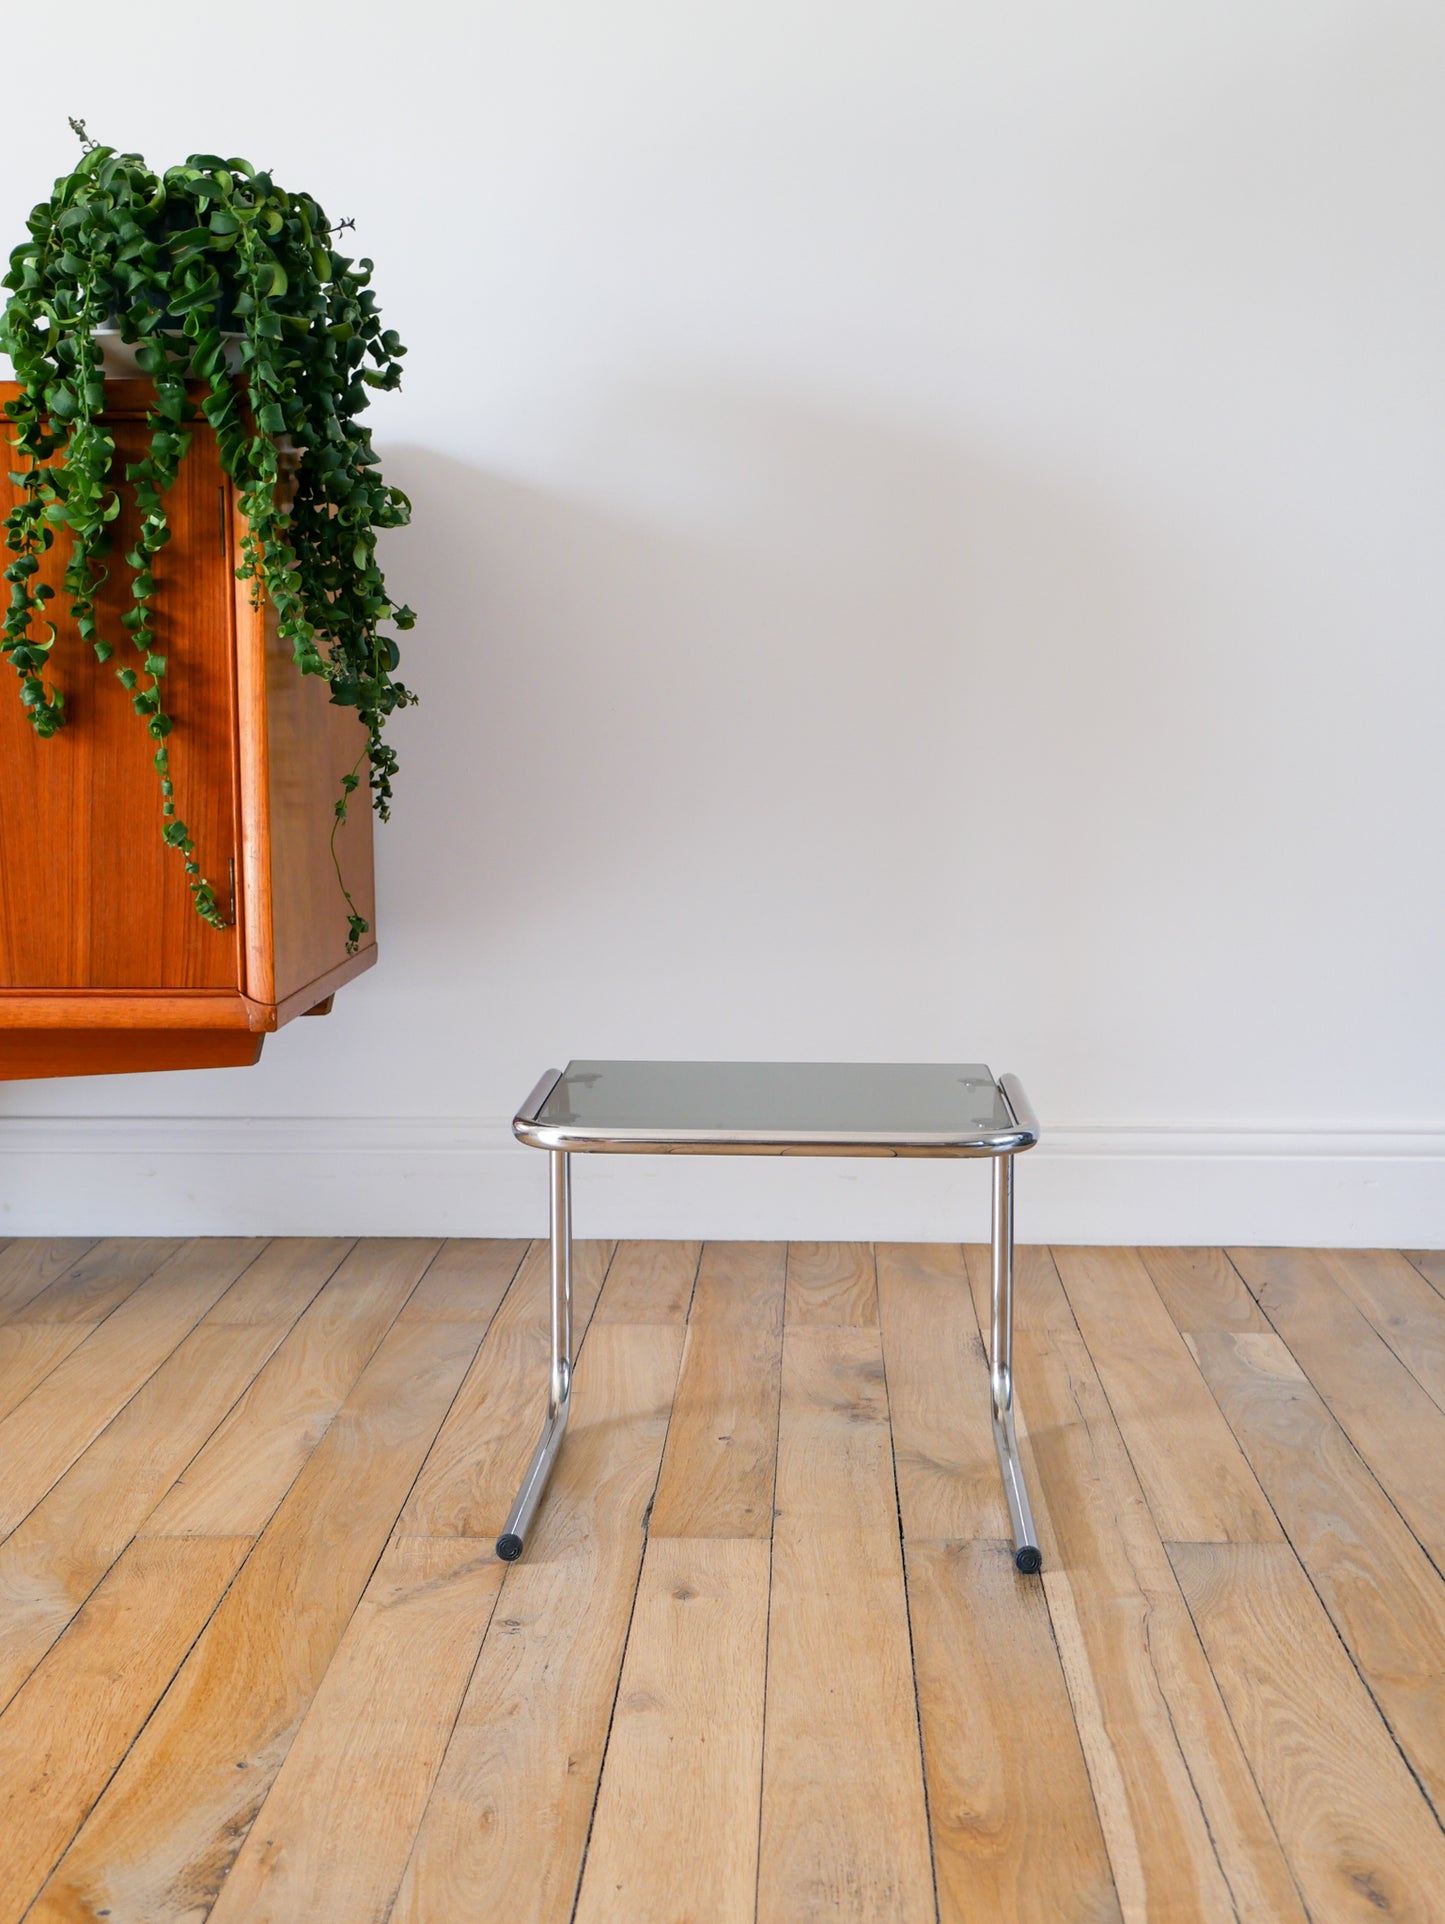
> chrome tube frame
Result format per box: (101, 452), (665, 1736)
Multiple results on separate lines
(495, 1149), (572, 1562)
(990, 1149), (1042, 1574)
(499, 1064), (1044, 1577)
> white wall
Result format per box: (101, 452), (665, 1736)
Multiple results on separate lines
(3, 0), (1443, 1244)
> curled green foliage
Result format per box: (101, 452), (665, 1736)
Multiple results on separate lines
(0, 123), (415, 946)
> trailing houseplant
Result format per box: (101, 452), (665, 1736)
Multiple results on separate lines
(0, 120), (415, 949)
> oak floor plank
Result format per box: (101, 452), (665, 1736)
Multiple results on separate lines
(398, 1236), (530, 1322)
(687, 1240), (789, 1328)
(0, 1238), (265, 1537)
(390, 1322), (685, 1924)
(15, 1236), (184, 1325)
(399, 1238), (614, 1537)
(201, 1235), (353, 1325)
(963, 1242), (1076, 1336)
(785, 1240), (878, 1326)
(28, 1312), (480, 1924)
(1184, 1328), (1445, 1818)
(145, 1239), (443, 1538)
(575, 1536), (770, 1924)
(5, 1235), (1440, 1924)
(0, 1319), (285, 1711)
(0, 1242), (199, 1426)
(1404, 1249), (1445, 1295)
(877, 1241), (1010, 1540)
(0, 1534), (251, 1924)
(1137, 1246), (1273, 1335)
(0, 1323), (93, 1425)
(648, 1242), (786, 1538)
(592, 1239), (701, 1323)
(1054, 1247), (1280, 1544)
(208, 1537), (505, 1924)
(757, 1326), (935, 1924)
(0, 1239), (97, 1322)
(1170, 1541), (1445, 1920)
(1040, 1567), (1148, 1924)
(1021, 1323), (1308, 1921)
(1230, 1246), (1445, 1569)
(908, 1538), (1120, 1924)
(1314, 1246), (1445, 1414)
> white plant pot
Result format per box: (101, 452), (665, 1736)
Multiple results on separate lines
(94, 326), (244, 380)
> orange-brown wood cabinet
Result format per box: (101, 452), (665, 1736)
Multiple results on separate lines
(0, 380), (377, 1080)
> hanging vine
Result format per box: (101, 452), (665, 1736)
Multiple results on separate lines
(1, 121), (415, 947)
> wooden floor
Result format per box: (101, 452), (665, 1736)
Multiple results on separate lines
(0, 1239), (1444, 1921)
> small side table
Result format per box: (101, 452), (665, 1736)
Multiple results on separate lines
(498, 1061), (1043, 1573)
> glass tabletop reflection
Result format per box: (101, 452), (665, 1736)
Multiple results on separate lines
(517, 1060), (1029, 1154)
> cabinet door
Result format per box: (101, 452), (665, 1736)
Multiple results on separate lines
(0, 409), (243, 989)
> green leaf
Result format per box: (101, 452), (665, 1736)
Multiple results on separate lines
(4, 136), (416, 947)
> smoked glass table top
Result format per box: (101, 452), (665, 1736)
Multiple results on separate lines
(514, 1060), (1037, 1157)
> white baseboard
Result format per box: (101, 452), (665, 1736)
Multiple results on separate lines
(1, 1116), (1442, 1246)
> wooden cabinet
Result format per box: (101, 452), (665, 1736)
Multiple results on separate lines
(0, 380), (376, 1079)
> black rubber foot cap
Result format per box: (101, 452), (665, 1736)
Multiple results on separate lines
(495, 1533), (524, 1562)
(1015, 1545), (1043, 1575)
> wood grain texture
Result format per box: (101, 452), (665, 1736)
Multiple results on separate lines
(785, 1240), (878, 1326)
(145, 1238), (441, 1537)
(0, 1238), (97, 1320)
(1053, 1246), (1280, 1544)
(1184, 1329), (1445, 1818)
(0, 1534), (251, 1924)
(1315, 1246), (1445, 1413)
(0, 1318), (285, 1711)
(592, 1238), (701, 1324)
(1, 1238), (1441, 1924)
(907, 1539), (1119, 1924)
(963, 1242), (1074, 1335)
(575, 1536), (770, 1924)
(391, 1322), (685, 1924)
(201, 1235), (352, 1325)
(208, 1537), (505, 1924)
(0, 379), (378, 1078)
(648, 1242), (786, 1538)
(0, 1324), (93, 1425)
(28, 1317), (481, 1924)
(877, 1241), (1010, 1540)
(1170, 1541), (1445, 1921)
(398, 1236), (530, 1321)
(0, 404), (243, 995)
(0, 1238), (264, 1534)
(1020, 1323), (1308, 1920)
(0, 989), (264, 1028)
(0, 1024), (264, 1080)
(1405, 1249), (1445, 1295)
(243, 487), (378, 1010)
(758, 1327), (935, 1924)
(13, 1235), (183, 1325)
(1041, 1567), (1149, 1924)
(1137, 1245), (1273, 1335)
(399, 1238), (615, 1538)
(1230, 1245), (1445, 1567)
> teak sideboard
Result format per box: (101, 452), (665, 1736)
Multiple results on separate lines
(0, 380), (377, 1080)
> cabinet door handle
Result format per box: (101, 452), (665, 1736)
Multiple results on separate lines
(218, 484), (227, 546)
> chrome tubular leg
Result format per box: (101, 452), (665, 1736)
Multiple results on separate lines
(496, 1149), (573, 1562)
(991, 1152), (1042, 1574)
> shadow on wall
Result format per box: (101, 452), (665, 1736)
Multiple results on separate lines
(375, 381), (1213, 1055)
(0, 378), (1236, 1117)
